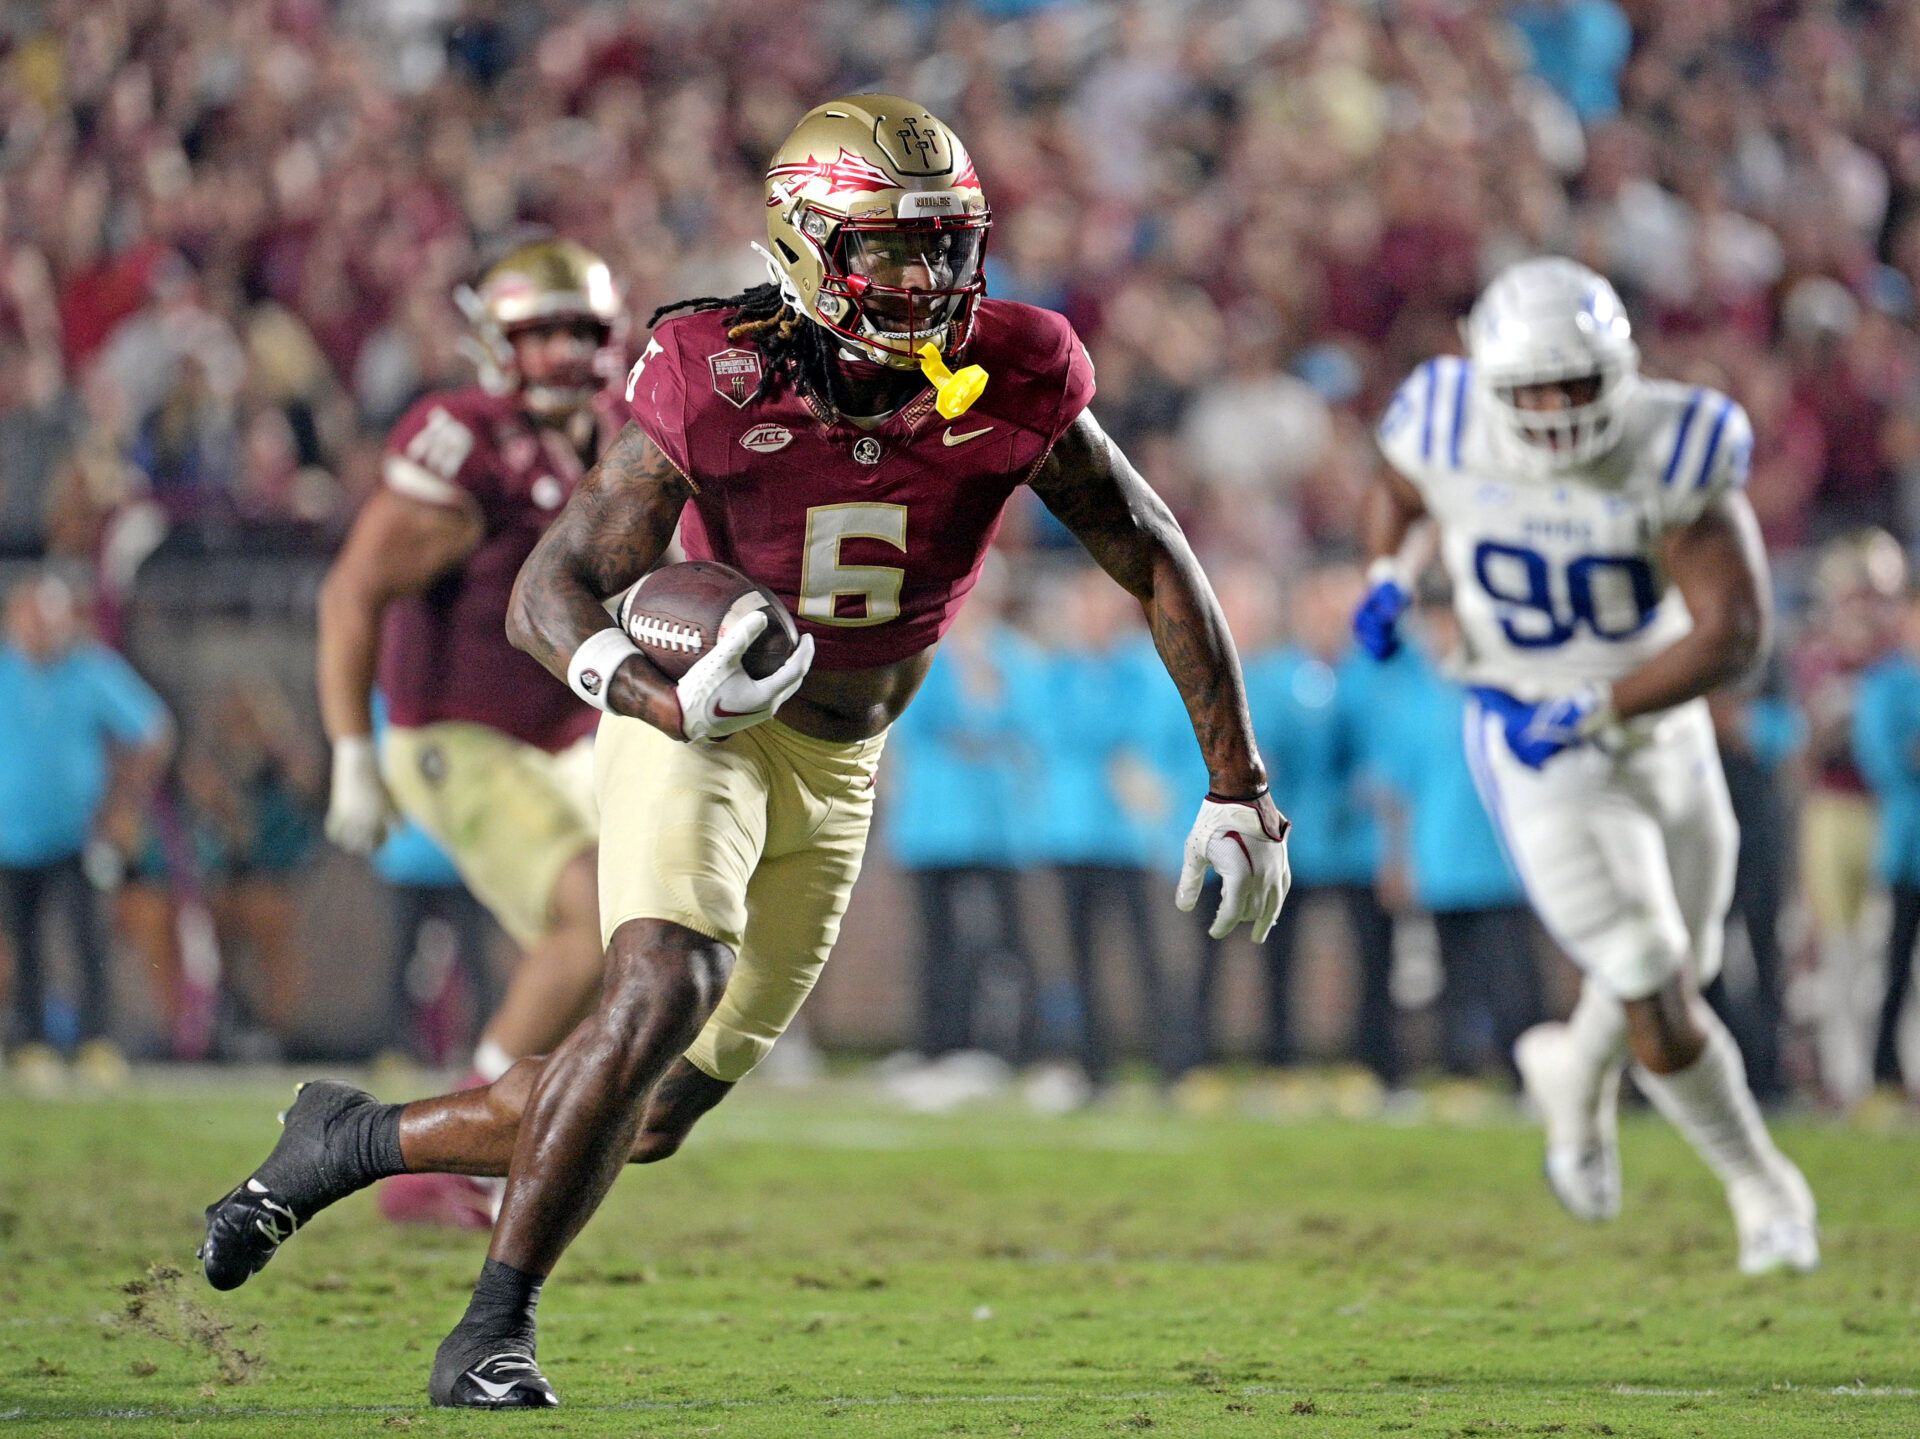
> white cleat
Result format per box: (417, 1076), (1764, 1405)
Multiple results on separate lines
(1732, 1157), (1819, 1275)
(1737, 1216), (1820, 1275)
(1515, 1023), (1622, 1222)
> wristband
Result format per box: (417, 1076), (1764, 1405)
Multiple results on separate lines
(1205, 783), (1270, 804)
(1575, 681), (1620, 739)
(332, 733), (378, 768)
(568, 628), (642, 712)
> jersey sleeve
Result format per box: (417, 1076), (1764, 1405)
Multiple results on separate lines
(1050, 321), (1097, 444)
(623, 321), (694, 480)
(1374, 357), (1470, 499)
(1654, 389), (1752, 531)
(382, 395), (493, 508)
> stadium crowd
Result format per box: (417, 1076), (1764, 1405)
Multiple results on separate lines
(4, 0), (1920, 1112)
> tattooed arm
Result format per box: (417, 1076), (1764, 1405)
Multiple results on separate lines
(507, 421), (690, 734)
(1028, 409), (1270, 804)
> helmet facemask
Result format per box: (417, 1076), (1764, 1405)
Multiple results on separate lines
(1483, 362), (1635, 471)
(798, 206), (989, 369)
(506, 317), (619, 418)
(455, 239), (625, 415)
(761, 95), (992, 373)
(1465, 257), (1640, 474)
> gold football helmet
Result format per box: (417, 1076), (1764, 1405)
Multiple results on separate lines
(456, 238), (625, 412)
(761, 94), (990, 369)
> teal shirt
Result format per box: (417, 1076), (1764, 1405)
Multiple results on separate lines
(1365, 646), (1523, 912)
(0, 641), (168, 865)
(1853, 655), (1920, 887)
(1027, 637), (1168, 868)
(1248, 645), (1380, 887)
(884, 630), (1044, 870)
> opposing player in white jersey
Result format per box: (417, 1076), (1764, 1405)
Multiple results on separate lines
(1353, 257), (1816, 1274)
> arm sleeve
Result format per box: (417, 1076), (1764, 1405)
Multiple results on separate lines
(382, 395), (492, 509)
(1658, 391), (1753, 531)
(623, 322), (694, 480)
(85, 648), (170, 745)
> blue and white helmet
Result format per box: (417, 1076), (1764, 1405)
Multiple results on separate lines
(1463, 257), (1640, 471)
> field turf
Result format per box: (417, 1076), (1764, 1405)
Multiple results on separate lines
(1, 1073), (1916, 1437)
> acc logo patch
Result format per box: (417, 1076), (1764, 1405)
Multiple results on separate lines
(741, 423), (793, 454)
(708, 348), (762, 409)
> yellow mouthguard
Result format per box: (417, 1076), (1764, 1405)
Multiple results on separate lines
(918, 342), (988, 419)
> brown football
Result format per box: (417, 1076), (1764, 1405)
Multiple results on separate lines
(616, 560), (799, 682)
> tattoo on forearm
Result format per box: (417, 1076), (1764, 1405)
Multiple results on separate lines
(510, 422), (690, 728)
(1031, 414), (1265, 793)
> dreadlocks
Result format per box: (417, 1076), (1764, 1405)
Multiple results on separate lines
(646, 283), (843, 411)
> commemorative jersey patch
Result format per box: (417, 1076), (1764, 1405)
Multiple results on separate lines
(708, 347), (763, 409)
(740, 423), (793, 454)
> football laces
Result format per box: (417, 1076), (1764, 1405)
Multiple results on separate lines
(626, 614), (703, 655)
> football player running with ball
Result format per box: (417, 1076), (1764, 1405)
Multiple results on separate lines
(1352, 257), (1816, 1274)
(314, 240), (627, 1226)
(202, 96), (1291, 1408)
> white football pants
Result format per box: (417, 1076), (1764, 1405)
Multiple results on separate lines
(1464, 696), (1738, 1002)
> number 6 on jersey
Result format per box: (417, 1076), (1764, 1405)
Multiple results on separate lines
(799, 503), (907, 627)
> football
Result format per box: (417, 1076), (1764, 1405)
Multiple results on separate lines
(616, 559), (800, 681)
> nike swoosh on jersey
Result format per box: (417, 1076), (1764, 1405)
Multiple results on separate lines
(942, 425), (994, 447)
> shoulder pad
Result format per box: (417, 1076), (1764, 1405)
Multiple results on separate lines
(1377, 356), (1474, 486)
(1652, 386), (1751, 528)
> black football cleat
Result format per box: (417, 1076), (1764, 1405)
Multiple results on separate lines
(430, 1347), (560, 1409)
(199, 1080), (384, 1291)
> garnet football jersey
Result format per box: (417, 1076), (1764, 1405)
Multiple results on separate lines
(624, 299), (1095, 670)
(378, 385), (624, 750)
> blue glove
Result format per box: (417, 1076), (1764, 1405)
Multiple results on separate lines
(1353, 574), (1411, 660)
(1470, 685), (1611, 770)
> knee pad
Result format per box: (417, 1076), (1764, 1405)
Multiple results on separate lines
(1580, 906), (1689, 1003)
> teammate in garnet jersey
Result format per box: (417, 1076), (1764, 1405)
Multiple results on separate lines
(201, 97), (1292, 1409)
(311, 239), (625, 1226)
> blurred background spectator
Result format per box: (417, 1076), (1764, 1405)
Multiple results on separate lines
(1370, 588), (1543, 1089)
(1852, 587), (1920, 1112)
(883, 582), (1042, 1077)
(0, 569), (170, 1090)
(1029, 566), (1182, 1103)
(3, 0), (1920, 1113)
(1706, 662), (1805, 1106)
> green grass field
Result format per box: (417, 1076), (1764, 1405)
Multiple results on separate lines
(2, 1074), (1916, 1437)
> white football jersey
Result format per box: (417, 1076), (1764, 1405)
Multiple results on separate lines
(1378, 356), (1754, 694)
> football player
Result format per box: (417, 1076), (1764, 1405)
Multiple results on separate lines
(314, 240), (626, 1224)
(1351, 257), (1816, 1273)
(202, 95), (1292, 1407)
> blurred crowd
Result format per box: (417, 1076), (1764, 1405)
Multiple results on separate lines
(5, 0), (1920, 1111)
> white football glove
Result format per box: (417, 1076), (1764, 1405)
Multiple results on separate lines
(325, 734), (398, 856)
(674, 609), (814, 742)
(1175, 791), (1292, 942)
